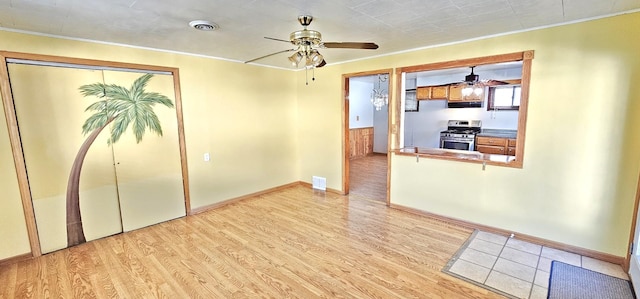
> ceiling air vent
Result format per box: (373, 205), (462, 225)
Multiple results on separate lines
(189, 20), (219, 31)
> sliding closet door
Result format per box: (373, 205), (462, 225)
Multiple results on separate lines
(102, 71), (185, 231)
(9, 64), (123, 253)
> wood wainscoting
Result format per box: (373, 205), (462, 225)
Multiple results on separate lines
(349, 127), (374, 159)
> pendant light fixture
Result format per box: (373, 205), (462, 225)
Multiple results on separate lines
(371, 74), (389, 111)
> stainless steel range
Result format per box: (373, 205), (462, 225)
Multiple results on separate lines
(440, 120), (482, 151)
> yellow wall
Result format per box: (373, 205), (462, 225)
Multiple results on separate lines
(0, 30), (299, 259)
(2, 11), (639, 260)
(297, 12), (640, 256)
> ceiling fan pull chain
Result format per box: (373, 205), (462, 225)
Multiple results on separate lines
(305, 67), (309, 85)
(312, 67), (316, 82)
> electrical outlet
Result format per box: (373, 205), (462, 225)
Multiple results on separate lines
(204, 152), (210, 162)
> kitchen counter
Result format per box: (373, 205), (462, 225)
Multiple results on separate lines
(477, 129), (517, 139)
(395, 147), (517, 164)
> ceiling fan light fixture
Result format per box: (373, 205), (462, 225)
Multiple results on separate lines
(189, 20), (219, 31)
(462, 82), (484, 97)
(288, 52), (303, 67)
(307, 49), (323, 66)
(460, 66), (485, 97)
(473, 86), (484, 96)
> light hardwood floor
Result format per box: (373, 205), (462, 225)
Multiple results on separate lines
(0, 185), (505, 298)
(349, 154), (388, 203)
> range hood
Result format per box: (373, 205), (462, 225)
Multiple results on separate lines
(448, 101), (482, 108)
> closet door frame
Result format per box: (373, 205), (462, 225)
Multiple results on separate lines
(0, 51), (191, 257)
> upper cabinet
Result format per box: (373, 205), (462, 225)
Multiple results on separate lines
(416, 85), (448, 100)
(416, 86), (431, 100)
(431, 86), (449, 99)
(448, 85), (463, 102)
(448, 84), (482, 103)
(418, 84), (482, 102)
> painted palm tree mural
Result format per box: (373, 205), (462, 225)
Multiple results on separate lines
(67, 73), (174, 246)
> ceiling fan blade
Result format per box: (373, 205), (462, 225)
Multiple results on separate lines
(322, 42), (379, 50)
(316, 59), (327, 68)
(245, 49), (296, 64)
(432, 82), (457, 87)
(264, 37), (291, 43)
(484, 79), (511, 86)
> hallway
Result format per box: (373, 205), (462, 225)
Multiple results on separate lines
(349, 154), (387, 203)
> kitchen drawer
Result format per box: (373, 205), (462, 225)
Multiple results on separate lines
(476, 136), (508, 147)
(477, 145), (506, 155)
(507, 147), (516, 156)
(508, 139), (517, 147)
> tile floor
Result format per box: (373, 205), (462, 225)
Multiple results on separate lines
(443, 231), (629, 299)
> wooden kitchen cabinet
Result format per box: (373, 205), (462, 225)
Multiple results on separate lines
(507, 138), (516, 156)
(448, 84), (483, 103)
(416, 85), (448, 100)
(416, 86), (431, 100)
(349, 127), (374, 159)
(477, 136), (507, 147)
(448, 85), (463, 102)
(430, 85), (448, 99)
(419, 84), (482, 102)
(477, 144), (506, 155)
(476, 136), (516, 156)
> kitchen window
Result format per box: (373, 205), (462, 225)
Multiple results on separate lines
(488, 85), (521, 110)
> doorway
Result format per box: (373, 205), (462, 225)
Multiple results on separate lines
(342, 69), (392, 204)
(627, 173), (640, 297)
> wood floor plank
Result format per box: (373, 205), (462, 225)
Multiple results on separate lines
(0, 184), (505, 298)
(349, 154), (388, 202)
(0, 262), (17, 298)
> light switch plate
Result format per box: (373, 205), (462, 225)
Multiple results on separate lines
(204, 152), (210, 162)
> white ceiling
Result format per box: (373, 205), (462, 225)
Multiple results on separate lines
(1, 0), (638, 69)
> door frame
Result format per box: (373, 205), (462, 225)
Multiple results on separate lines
(0, 51), (191, 257)
(626, 169), (640, 293)
(341, 69), (393, 205)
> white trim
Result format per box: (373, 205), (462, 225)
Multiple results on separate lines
(1, 8), (639, 71)
(630, 255), (640, 298)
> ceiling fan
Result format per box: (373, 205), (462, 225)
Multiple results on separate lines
(244, 15), (379, 68)
(459, 66), (510, 85)
(440, 66), (510, 96)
